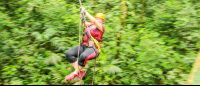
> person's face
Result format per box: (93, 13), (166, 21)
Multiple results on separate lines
(95, 17), (104, 23)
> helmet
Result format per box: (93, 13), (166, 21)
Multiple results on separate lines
(95, 12), (105, 20)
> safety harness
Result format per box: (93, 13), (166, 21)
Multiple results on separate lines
(80, 12), (102, 59)
(81, 30), (102, 59)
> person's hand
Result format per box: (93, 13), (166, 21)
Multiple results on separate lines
(80, 7), (87, 15)
(80, 14), (85, 20)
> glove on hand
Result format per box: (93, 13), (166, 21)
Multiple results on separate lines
(80, 7), (87, 15)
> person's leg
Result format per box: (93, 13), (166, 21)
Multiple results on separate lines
(65, 45), (84, 71)
(65, 45), (84, 81)
(77, 47), (99, 81)
(71, 61), (84, 74)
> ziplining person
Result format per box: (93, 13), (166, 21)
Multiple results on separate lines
(65, 6), (105, 82)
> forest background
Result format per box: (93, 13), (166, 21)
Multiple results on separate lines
(0, 0), (200, 85)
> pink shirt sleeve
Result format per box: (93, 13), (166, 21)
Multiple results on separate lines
(101, 23), (105, 33)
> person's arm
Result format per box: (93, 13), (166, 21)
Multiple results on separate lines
(84, 12), (103, 32)
(81, 20), (91, 27)
(80, 13), (91, 27)
(80, 7), (103, 32)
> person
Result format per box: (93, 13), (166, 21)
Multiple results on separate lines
(65, 7), (105, 82)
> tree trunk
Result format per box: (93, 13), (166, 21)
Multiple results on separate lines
(139, 0), (145, 24)
(116, 0), (127, 59)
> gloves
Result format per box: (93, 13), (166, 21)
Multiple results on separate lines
(80, 7), (87, 15)
(80, 7), (86, 22)
(80, 14), (85, 21)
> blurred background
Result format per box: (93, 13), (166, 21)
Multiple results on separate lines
(0, 0), (200, 85)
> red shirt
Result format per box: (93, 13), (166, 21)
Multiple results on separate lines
(82, 23), (105, 48)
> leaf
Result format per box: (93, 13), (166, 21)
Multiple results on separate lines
(51, 37), (60, 47)
(44, 53), (61, 65)
(43, 28), (56, 40)
(28, 82), (48, 85)
(111, 59), (124, 65)
(73, 81), (84, 85)
(108, 65), (123, 74)
(9, 80), (23, 85)
(31, 32), (43, 41)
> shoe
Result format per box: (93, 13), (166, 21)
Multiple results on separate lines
(77, 70), (87, 81)
(65, 73), (78, 82)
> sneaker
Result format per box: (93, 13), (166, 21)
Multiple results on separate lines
(77, 70), (87, 81)
(65, 73), (78, 82)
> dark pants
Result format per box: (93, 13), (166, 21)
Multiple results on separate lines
(65, 45), (99, 67)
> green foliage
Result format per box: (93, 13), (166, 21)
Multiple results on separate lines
(0, 0), (199, 85)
